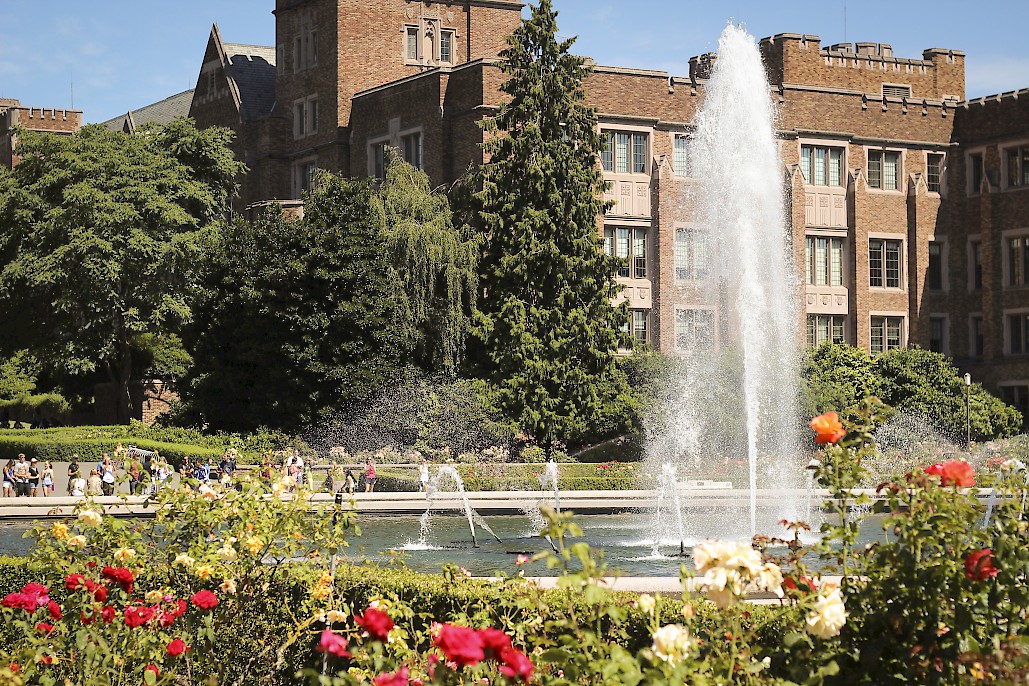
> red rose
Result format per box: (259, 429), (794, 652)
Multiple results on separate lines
(190, 590), (218, 612)
(2, 593), (33, 611)
(810, 412), (846, 445)
(145, 664), (159, 679)
(498, 646), (534, 682)
(433, 623), (485, 667)
(47, 600), (62, 621)
(355, 607), (394, 642)
(965, 548), (999, 581)
(166, 639), (189, 657)
(100, 606), (116, 623)
(316, 629), (352, 658)
(35, 622), (54, 635)
(373, 666), (410, 686)
(478, 627), (512, 657)
(39, 655), (53, 666)
(925, 460), (975, 487)
(124, 606), (155, 628)
(65, 574), (86, 591)
(86, 561), (97, 569)
(171, 599), (187, 618)
(93, 586), (108, 603)
(159, 612), (175, 628)
(80, 610), (95, 625)
(101, 567), (134, 594)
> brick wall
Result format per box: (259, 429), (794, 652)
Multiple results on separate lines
(0, 103), (82, 169)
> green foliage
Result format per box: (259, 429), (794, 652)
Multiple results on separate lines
(0, 351), (39, 401)
(372, 461), (644, 492)
(0, 120), (243, 422)
(802, 344), (1021, 440)
(374, 157), (478, 374)
(184, 176), (415, 432)
(473, 0), (631, 452)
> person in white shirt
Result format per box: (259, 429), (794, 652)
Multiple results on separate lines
(70, 476), (87, 497)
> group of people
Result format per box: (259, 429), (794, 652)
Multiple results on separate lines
(2, 454), (55, 497)
(325, 456), (381, 497)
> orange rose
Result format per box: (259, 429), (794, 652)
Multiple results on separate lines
(924, 460), (975, 488)
(809, 412), (846, 445)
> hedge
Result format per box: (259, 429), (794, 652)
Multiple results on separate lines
(0, 431), (224, 466)
(0, 555), (792, 677)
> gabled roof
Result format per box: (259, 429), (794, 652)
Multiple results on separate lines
(223, 43), (277, 121)
(101, 90), (195, 133)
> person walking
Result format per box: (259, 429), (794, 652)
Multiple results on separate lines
(70, 471), (86, 497)
(344, 469), (356, 495)
(13, 454), (30, 497)
(2, 459), (14, 497)
(364, 457), (376, 493)
(128, 459), (142, 495)
(100, 454), (116, 496)
(41, 461), (54, 495)
(418, 457), (430, 493)
(67, 456), (80, 495)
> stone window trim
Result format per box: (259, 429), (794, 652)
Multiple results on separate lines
(966, 234), (983, 293)
(673, 306), (718, 353)
(881, 83), (913, 99)
(965, 147), (988, 196)
(924, 150), (946, 196)
(1000, 228), (1029, 290)
(807, 314), (848, 348)
(1000, 138), (1029, 191)
(799, 141), (847, 188)
(367, 125), (426, 178)
(670, 131), (694, 178)
(292, 156), (318, 200)
(599, 122), (653, 177)
(673, 224), (711, 282)
(805, 234), (847, 287)
(293, 96), (319, 140)
(402, 21), (459, 67)
(927, 313), (950, 356)
(1003, 308), (1029, 356)
(927, 236), (948, 293)
(869, 311), (908, 354)
(864, 145), (905, 193)
(867, 232), (907, 292)
(293, 8), (318, 73)
(969, 313), (985, 358)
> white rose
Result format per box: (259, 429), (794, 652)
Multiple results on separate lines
(637, 593), (656, 615)
(217, 545), (238, 562)
(219, 579), (238, 595)
(174, 553), (196, 568)
(652, 624), (694, 664)
(806, 587), (848, 639)
(114, 547), (136, 563)
(78, 510), (103, 528)
(752, 562), (785, 598)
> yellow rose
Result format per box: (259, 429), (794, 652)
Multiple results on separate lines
(78, 510), (103, 528)
(174, 553), (196, 568)
(67, 535), (87, 549)
(50, 523), (69, 541)
(325, 609), (348, 624)
(246, 537), (264, 555)
(145, 590), (164, 604)
(114, 547), (136, 563)
(219, 579), (237, 595)
(195, 564), (216, 581)
(311, 585), (331, 601)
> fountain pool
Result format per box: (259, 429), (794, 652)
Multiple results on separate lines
(0, 512), (887, 578)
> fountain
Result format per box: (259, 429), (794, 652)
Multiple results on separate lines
(419, 465), (502, 548)
(538, 459), (561, 513)
(651, 462), (687, 557)
(645, 23), (804, 538)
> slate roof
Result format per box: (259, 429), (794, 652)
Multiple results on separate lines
(101, 89), (195, 132)
(223, 43), (277, 121)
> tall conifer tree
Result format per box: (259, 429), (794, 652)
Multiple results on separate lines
(475, 0), (629, 451)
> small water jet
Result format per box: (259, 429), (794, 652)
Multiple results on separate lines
(538, 459), (561, 513)
(420, 465), (501, 548)
(650, 462), (687, 557)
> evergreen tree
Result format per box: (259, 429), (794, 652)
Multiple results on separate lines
(374, 156), (478, 374)
(474, 0), (630, 451)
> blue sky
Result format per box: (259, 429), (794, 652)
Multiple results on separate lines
(1, 0), (1026, 124)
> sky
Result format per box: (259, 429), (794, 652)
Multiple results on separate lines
(1, 0), (1026, 124)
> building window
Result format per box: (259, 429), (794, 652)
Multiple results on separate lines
(371, 142), (390, 180)
(295, 11), (317, 71)
(406, 26), (419, 61)
(601, 131), (648, 174)
(605, 227), (647, 279)
(927, 153), (944, 193)
(869, 238), (903, 288)
(308, 98), (318, 134)
(870, 316), (904, 355)
(401, 132), (422, 170)
(440, 30), (454, 63)
(294, 159), (317, 198)
(928, 241), (944, 291)
(294, 102), (306, 138)
(1006, 236), (1029, 287)
(969, 240), (983, 290)
(206, 71), (217, 97)
(929, 317), (947, 353)
(970, 316), (984, 357)
(969, 152), (984, 194)
(1000, 386), (1029, 421)
(800, 144), (844, 187)
(632, 310), (649, 344)
(1009, 313), (1029, 354)
(882, 84), (912, 98)
(806, 315), (846, 348)
(805, 236), (844, 286)
(1005, 145), (1029, 189)
(673, 135), (691, 177)
(675, 228), (709, 280)
(868, 149), (901, 190)
(675, 309), (715, 350)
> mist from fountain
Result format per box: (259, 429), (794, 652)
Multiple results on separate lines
(650, 462), (687, 557)
(419, 465), (501, 548)
(644, 23), (804, 538)
(538, 459), (561, 513)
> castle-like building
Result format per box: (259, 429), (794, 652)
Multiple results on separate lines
(6, 1), (1029, 418)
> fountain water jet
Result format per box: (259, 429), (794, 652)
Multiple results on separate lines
(651, 463), (687, 557)
(645, 23), (803, 538)
(420, 465), (502, 548)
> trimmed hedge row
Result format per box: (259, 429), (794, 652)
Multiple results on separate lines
(374, 469), (644, 492)
(0, 432), (224, 466)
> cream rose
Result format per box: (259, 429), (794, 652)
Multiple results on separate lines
(114, 547), (136, 563)
(174, 553), (196, 568)
(637, 593), (656, 615)
(217, 545), (238, 562)
(67, 534), (87, 549)
(78, 510), (103, 528)
(652, 624), (694, 664)
(220, 579), (238, 595)
(806, 586), (848, 639)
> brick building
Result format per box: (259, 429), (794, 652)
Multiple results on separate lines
(0, 99), (82, 169)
